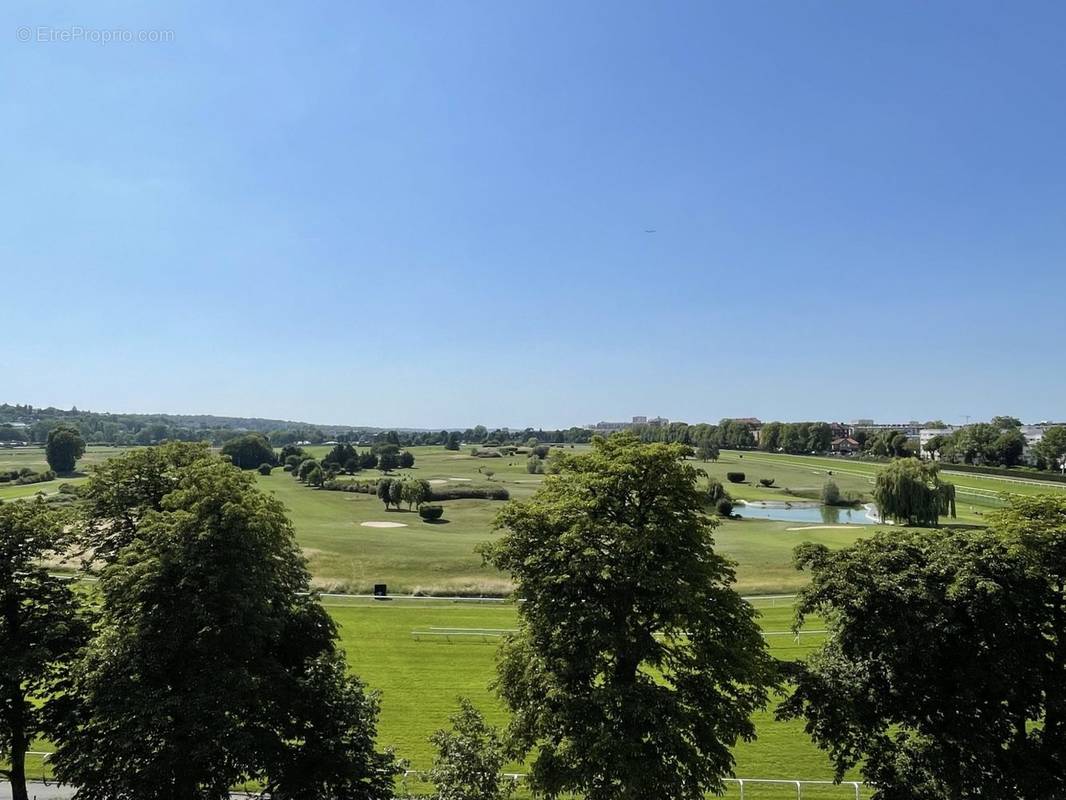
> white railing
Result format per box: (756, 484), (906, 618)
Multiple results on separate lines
(318, 591), (798, 606)
(401, 770), (863, 799)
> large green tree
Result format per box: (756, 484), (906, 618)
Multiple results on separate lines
(781, 499), (1066, 799)
(482, 435), (776, 800)
(873, 457), (955, 526)
(77, 441), (212, 562)
(45, 424), (85, 473)
(0, 501), (89, 800)
(53, 457), (400, 800)
(220, 433), (276, 470)
(1037, 426), (1066, 471)
(428, 698), (514, 800)
(992, 428), (1026, 467)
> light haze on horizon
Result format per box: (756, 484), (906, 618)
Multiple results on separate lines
(3, 1), (1064, 429)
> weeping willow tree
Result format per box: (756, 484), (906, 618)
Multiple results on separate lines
(873, 458), (956, 526)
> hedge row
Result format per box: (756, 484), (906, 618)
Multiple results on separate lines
(0, 468), (56, 485)
(428, 485), (510, 501)
(937, 462), (1066, 484)
(322, 479), (510, 501)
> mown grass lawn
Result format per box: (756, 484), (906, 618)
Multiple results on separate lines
(258, 446), (888, 595)
(330, 598), (861, 797)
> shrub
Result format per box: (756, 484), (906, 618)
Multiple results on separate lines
(13, 469), (56, 486)
(419, 505), (444, 522)
(428, 698), (513, 800)
(297, 459), (319, 482)
(759, 478), (775, 487)
(428, 485), (510, 502)
(716, 498), (734, 516)
(526, 456), (543, 474)
(726, 472), (745, 483)
(257, 463), (273, 476)
(283, 463), (294, 472)
(706, 477), (729, 504)
(821, 479), (841, 506)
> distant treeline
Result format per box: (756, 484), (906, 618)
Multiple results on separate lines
(0, 404), (594, 448)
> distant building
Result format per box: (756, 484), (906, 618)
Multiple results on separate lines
(919, 427), (958, 459)
(586, 416), (668, 435)
(850, 420), (922, 437)
(587, 421), (631, 435)
(830, 436), (861, 454)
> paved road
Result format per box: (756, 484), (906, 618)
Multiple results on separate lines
(0, 782), (73, 799)
(0, 784), (264, 799)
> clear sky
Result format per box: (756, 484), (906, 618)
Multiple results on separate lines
(4, 1), (1064, 429)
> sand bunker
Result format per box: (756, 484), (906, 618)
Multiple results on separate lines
(785, 525), (857, 531)
(361, 521), (408, 528)
(448, 477), (472, 482)
(428, 479), (448, 485)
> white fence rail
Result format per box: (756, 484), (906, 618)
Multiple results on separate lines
(401, 770), (863, 799)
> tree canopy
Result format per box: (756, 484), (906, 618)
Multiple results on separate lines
(872, 458), (955, 525)
(781, 498), (1066, 799)
(220, 433), (276, 470)
(0, 501), (89, 800)
(45, 424), (86, 473)
(54, 455), (400, 800)
(428, 699), (513, 800)
(77, 441), (213, 562)
(482, 434), (776, 800)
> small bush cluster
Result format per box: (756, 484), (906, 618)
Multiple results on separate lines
(0, 467), (56, 485)
(321, 479), (510, 503)
(716, 497), (734, 516)
(418, 505), (444, 521)
(706, 477), (729, 505)
(726, 472), (745, 483)
(759, 478), (775, 487)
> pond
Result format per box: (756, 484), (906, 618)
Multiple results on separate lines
(735, 500), (881, 525)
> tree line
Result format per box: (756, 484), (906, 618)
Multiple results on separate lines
(926, 422), (1066, 470)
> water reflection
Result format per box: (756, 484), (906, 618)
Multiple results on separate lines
(736, 501), (879, 525)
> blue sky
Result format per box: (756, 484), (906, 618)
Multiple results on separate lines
(3, 1), (1064, 428)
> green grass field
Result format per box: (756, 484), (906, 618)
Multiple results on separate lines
(16, 599), (860, 798)
(329, 599), (832, 774)
(10, 443), (1063, 595)
(253, 446), (894, 595)
(0, 445), (128, 502)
